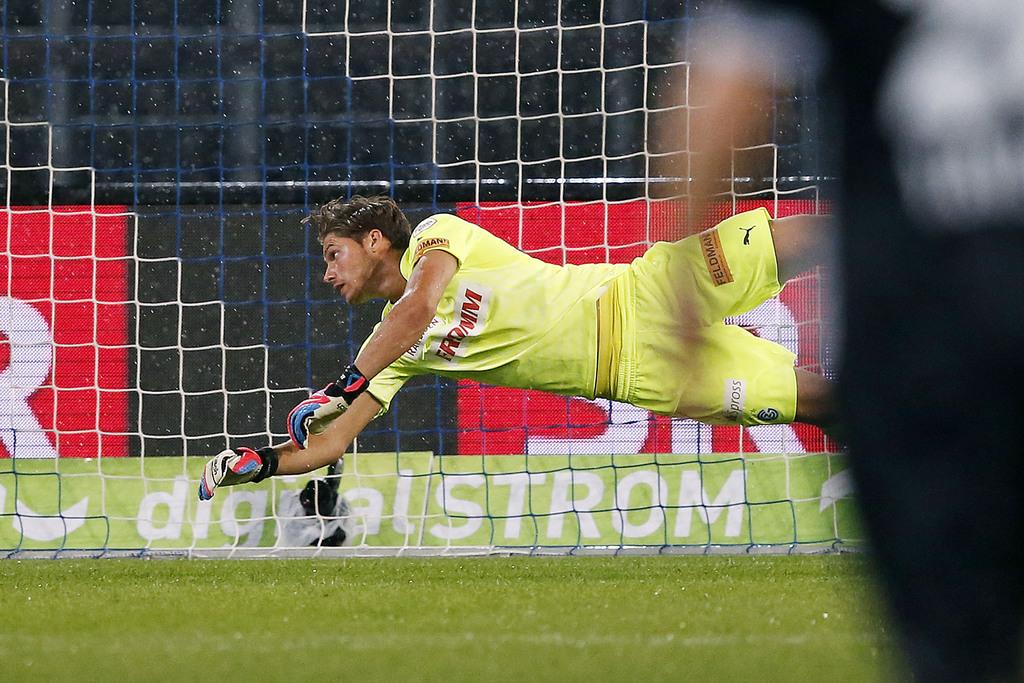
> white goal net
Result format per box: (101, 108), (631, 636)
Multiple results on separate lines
(0, 1), (853, 557)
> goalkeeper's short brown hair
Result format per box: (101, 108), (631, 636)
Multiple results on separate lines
(304, 194), (411, 252)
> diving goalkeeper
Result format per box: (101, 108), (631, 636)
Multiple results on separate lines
(199, 195), (836, 499)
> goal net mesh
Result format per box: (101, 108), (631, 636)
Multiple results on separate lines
(0, 0), (854, 556)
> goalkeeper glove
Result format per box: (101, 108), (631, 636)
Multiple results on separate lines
(287, 364), (369, 449)
(198, 446), (278, 501)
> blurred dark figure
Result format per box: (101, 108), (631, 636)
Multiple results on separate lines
(676, 2), (1024, 680)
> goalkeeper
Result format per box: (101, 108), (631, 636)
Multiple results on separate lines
(199, 195), (836, 499)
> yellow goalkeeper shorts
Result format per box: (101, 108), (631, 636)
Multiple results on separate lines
(596, 208), (798, 426)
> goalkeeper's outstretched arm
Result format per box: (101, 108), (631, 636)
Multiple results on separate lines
(198, 393), (379, 500)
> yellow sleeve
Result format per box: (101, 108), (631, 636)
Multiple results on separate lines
(365, 364), (412, 415)
(359, 318), (418, 415)
(406, 214), (474, 269)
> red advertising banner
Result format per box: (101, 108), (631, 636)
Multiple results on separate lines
(0, 207), (131, 458)
(455, 200), (834, 455)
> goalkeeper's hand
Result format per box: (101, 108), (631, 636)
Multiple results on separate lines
(287, 364), (369, 449)
(198, 446), (277, 501)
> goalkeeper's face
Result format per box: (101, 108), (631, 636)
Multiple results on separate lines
(322, 234), (385, 304)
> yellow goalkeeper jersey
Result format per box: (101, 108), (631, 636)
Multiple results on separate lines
(363, 213), (627, 412)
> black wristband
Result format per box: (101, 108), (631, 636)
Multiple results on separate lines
(251, 446), (279, 482)
(331, 363), (369, 403)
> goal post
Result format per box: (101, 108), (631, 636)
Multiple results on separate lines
(0, 0), (853, 557)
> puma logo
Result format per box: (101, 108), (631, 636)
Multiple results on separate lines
(740, 226), (755, 245)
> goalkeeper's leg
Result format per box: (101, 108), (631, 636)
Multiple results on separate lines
(795, 368), (839, 435)
(770, 214), (841, 435)
(770, 213), (834, 283)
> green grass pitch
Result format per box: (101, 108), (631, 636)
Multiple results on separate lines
(0, 556), (902, 682)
